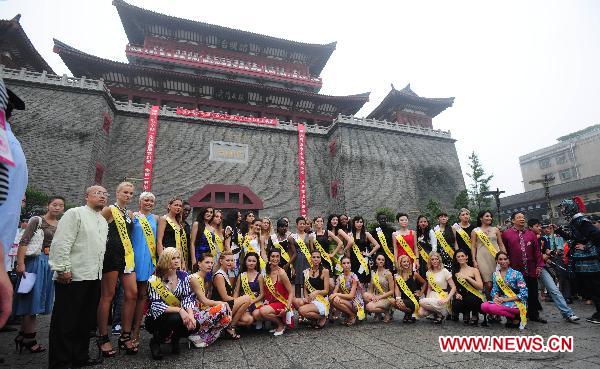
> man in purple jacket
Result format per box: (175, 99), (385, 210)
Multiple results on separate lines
(502, 211), (546, 323)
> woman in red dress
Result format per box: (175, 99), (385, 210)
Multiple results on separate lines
(256, 249), (294, 336)
(393, 213), (419, 272)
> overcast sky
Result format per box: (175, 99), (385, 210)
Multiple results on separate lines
(2, 0), (599, 196)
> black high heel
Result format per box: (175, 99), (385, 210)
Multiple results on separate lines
(96, 335), (117, 358)
(19, 332), (45, 354)
(118, 332), (139, 355)
(14, 331), (24, 352)
(149, 337), (163, 360)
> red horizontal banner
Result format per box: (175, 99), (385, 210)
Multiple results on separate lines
(175, 108), (278, 126)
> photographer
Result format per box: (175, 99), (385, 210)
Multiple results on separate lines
(556, 197), (600, 324)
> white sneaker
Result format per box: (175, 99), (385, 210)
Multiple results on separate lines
(566, 315), (580, 323)
(273, 328), (285, 336)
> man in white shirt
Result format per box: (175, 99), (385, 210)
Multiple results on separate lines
(48, 186), (109, 369)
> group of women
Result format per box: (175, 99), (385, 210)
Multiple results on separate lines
(12, 181), (531, 361)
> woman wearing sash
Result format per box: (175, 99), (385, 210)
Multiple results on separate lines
(292, 216), (312, 298)
(189, 207), (214, 268)
(257, 248), (294, 336)
(393, 213), (419, 273)
(260, 217), (272, 246)
(434, 212), (457, 271)
(453, 208), (475, 265)
(131, 192), (159, 346)
(348, 215), (380, 285)
(212, 251), (253, 338)
(157, 196), (188, 270)
(416, 215), (437, 277)
(393, 255), (425, 323)
(187, 253), (232, 348)
(363, 254), (394, 322)
(293, 250), (330, 328)
(451, 250), (485, 326)
(240, 211), (256, 237)
(418, 252), (456, 324)
(242, 219), (265, 269)
(480, 251), (528, 329)
(234, 252), (265, 323)
(267, 218), (297, 279)
(223, 209), (243, 276)
(310, 216), (343, 289)
(330, 256), (364, 326)
(470, 210), (506, 297)
(327, 214), (353, 278)
(97, 182), (138, 356)
(147, 248), (198, 359)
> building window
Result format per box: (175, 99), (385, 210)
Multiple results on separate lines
(559, 169), (572, 181)
(539, 158), (551, 169)
(556, 154), (566, 164)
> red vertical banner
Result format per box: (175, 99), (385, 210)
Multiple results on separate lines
(297, 123), (307, 217)
(143, 105), (160, 192)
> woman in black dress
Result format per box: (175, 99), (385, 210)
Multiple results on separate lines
(453, 208), (475, 266)
(416, 215), (435, 277)
(434, 212), (457, 271)
(348, 216), (380, 285)
(157, 196), (188, 269)
(393, 255), (425, 322)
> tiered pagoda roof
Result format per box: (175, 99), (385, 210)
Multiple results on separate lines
(367, 84), (454, 120)
(113, 0), (336, 76)
(0, 15), (54, 73)
(54, 39), (369, 118)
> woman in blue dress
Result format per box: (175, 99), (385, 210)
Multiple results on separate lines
(131, 192), (159, 345)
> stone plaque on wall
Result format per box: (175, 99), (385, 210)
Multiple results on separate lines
(209, 141), (248, 164)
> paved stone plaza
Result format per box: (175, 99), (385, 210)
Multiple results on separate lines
(1, 300), (599, 369)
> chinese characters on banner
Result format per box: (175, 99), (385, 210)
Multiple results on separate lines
(143, 105), (160, 191)
(175, 107), (278, 126)
(297, 123), (307, 217)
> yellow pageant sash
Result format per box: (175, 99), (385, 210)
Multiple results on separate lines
(243, 235), (266, 271)
(427, 272), (452, 313)
(271, 235), (291, 263)
(215, 232), (224, 252)
(457, 277), (485, 302)
(376, 228), (395, 264)
(475, 228), (498, 258)
(304, 271), (329, 313)
(137, 214), (157, 266)
(418, 243), (430, 263)
(396, 234), (417, 261)
(241, 272), (262, 308)
(264, 274), (289, 307)
(352, 242), (369, 275)
(166, 217), (188, 268)
(190, 273), (209, 309)
(453, 224), (472, 248)
(339, 274), (365, 320)
(434, 228), (455, 258)
(295, 234), (313, 268)
(111, 206), (135, 271)
(372, 271), (393, 302)
(204, 228), (218, 256)
(237, 233), (243, 248)
(495, 271), (527, 329)
(395, 274), (420, 317)
(313, 237), (333, 269)
(148, 275), (180, 307)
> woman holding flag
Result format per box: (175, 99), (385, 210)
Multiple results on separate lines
(131, 192), (159, 347)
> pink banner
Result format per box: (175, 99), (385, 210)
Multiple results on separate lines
(143, 105), (160, 192)
(175, 107), (278, 126)
(297, 123), (307, 217)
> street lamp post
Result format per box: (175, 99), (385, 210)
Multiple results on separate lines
(482, 188), (505, 227)
(529, 174), (556, 224)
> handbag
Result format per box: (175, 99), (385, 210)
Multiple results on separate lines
(24, 216), (44, 256)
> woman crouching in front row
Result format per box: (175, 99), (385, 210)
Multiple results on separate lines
(146, 248), (198, 360)
(294, 250), (330, 329)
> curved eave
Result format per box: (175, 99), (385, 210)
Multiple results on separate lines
(53, 39), (366, 113)
(113, 0), (335, 75)
(367, 90), (454, 119)
(0, 17), (54, 73)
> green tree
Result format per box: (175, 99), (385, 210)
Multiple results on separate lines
(466, 151), (493, 212)
(368, 207), (396, 232)
(25, 186), (49, 216)
(423, 198), (443, 222)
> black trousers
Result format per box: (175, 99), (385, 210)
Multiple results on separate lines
(524, 276), (542, 319)
(576, 272), (600, 314)
(48, 280), (100, 369)
(148, 312), (192, 342)
(452, 293), (481, 318)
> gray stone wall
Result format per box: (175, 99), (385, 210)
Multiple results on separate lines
(4, 74), (465, 221)
(4, 80), (113, 206)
